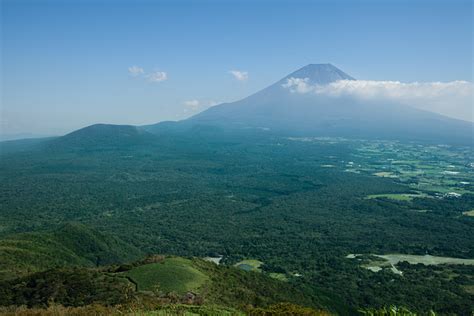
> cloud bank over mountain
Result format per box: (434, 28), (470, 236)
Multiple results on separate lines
(283, 78), (473, 122)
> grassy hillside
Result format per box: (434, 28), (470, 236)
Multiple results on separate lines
(0, 303), (336, 315)
(0, 255), (339, 315)
(126, 257), (209, 293)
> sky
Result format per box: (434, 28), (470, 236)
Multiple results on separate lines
(1, 0), (473, 138)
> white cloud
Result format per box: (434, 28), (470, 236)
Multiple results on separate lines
(282, 77), (313, 93)
(282, 78), (474, 121)
(229, 70), (248, 81)
(128, 66), (168, 83)
(207, 100), (220, 107)
(147, 71), (168, 83)
(184, 99), (200, 109)
(128, 66), (144, 76)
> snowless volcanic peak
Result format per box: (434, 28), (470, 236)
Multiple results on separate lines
(281, 63), (355, 84)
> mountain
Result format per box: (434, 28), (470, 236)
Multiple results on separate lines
(281, 63), (355, 84)
(144, 63), (473, 144)
(2, 64), (472, 150)
(49, 124), (158, 150)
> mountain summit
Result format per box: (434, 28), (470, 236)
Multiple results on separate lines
(280, 63), (355, 84)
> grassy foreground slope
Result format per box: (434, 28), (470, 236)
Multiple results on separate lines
(0, 255), (343, 315)
(0, 303), (336, 316)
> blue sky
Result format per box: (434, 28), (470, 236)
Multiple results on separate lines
(1, 0), (472, 137)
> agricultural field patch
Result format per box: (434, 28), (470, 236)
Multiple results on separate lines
(376, 254), (474, 266)
(365, 193), (425, 201)
(349, 140), (474, 197)
(462, 210), (474, 217)
(373, 172), (398, 178)
(347, 253), (474, 276)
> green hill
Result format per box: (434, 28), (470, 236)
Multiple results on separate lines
(0, 223), (142, 279)
(0, 255), (345, 315)
(126, 257), (209, 293)
(47, 124), (158, 152)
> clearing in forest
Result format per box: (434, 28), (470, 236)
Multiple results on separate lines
(125, 257), (208, 293)
(234, 259), (263, 272)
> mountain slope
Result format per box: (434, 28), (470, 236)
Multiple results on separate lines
(0, 255), (344, 315)
(49, 124), (158, 151)
(145, 64), (473, 144)
(0, 223), (142, 279)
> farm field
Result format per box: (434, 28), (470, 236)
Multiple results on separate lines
(289, 137), (474, 197)
(351, 141), (474, 197)
(376, 254), (474, 266)
(347, 253), (474, 277)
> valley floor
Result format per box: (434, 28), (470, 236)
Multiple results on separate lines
(0, 135), (473, 315)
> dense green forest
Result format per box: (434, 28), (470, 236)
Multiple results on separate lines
(0, 130), (473, 315)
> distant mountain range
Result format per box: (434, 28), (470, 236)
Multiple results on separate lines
(2, 64), (472, 149)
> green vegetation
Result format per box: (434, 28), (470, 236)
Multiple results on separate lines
(365, 193), (426, 201)
(246, 303), (331, 315)
(0, 134), (473, 314)
(359, 306), (421, 316)
(0, 303), (333, 316)
(133, 304), (245, 316)
(126, 257), (208, 293)
(0, 267), (133, 308)
(0, 255), (345, 314)
(0, 223), (142, 279)
(268, 272), (288, 281)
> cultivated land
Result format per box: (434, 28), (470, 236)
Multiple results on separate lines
(376, 254), (474, 266)
(347, 253), (474, 276)
(463, 210), (474, 217)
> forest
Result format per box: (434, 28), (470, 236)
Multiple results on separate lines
(0, 131), (473, 315)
